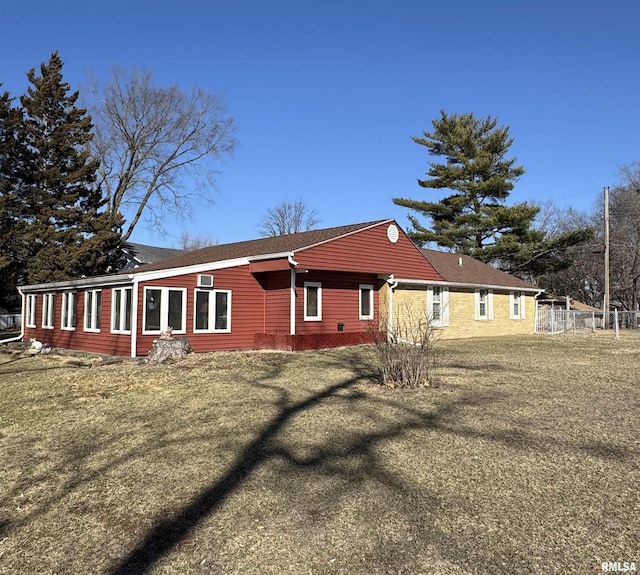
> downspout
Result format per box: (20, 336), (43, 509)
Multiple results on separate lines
(130, 276), (139, 358)
(288, 254), (298, 336)
(386, 275), (398, 334)
(1, 288), (26, 344)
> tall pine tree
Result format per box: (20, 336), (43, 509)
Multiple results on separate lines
(18, 52), (122, 285)
(0, 88), (30, 309)
(394, 110), (537, 260)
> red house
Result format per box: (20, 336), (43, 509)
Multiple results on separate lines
(18, 220), (442, 357)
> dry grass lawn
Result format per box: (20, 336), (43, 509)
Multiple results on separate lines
(0, 333), (638, 574)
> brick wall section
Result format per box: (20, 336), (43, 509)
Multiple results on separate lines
(393, 286), (537, 339)
(255, 331), (373, 351)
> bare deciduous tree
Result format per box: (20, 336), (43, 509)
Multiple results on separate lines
(176, 230), (218, 251)
(259, 200), (320, 237)
(89, 69), (238, 242)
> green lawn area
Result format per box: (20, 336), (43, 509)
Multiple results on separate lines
(0, 334), (638, 574)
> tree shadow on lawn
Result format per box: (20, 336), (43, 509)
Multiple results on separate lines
(104, 349), (633, 575)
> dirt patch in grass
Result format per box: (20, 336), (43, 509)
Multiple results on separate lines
(0, 334), (638, 574)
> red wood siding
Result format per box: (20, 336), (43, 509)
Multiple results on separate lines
(22, 290), (132, 357)
(295, 221), (441, 281)
(135, 264), (266, 355)
(294, 271), (379, 335)
(260, 270), (291, 334)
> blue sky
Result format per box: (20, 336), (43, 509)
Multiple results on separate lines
(2, 0), (639, 247)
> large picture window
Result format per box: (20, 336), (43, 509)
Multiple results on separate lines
(359, 284), (374, 320)
(304, 282), (322, 321)
(84, 290), (102, 332)
(26, 294), (37, 328)
(42, 294), (54, 329)
(143, 287), (186, 334)
(112, 287), (133, 333)
(61, 292), (77, 330)
(194, 289), (231, 332)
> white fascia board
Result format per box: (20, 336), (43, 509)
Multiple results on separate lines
(20, 274), (134, 293)
(247, 251), (294, 262)
(133, 257), (251, 282)
(393, 278), (542, 294)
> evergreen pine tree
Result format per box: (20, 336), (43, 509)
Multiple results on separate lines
(18, 52), (122, 284)
(0, 88), (31, 309)
(394, 110), (536, 261)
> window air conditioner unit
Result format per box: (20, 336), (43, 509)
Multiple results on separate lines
(197, 274), (214, 288)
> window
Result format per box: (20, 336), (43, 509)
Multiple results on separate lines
(26, 294), (37, 328)
(112, 287), (133, 333)
(84, 290), (102, 332)
(432, 286), (442, 321)
(510, 291), (526, 320)
(194, 289), (231, 332)
(61, 292), (77, 330)
(304, 282), (322, 321)
(359, 284), (374, 320)
(143, 287), (187, 334)
(475, 289), (493, 320)
(42, 294), (55, 329)
(428, 286), (449, 326)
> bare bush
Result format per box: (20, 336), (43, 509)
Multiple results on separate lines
(369, 303), (441, 388)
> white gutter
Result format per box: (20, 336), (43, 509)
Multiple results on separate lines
(288, 253), (298, 335)
(1, 289), (26, 344)
(130, 278), (140, 358)
(386, 275), (399, 335)
(20, 273), (134, 293)
(393, 277), (542, 294)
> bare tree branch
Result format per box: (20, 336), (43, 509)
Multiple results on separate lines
(88, 69), (238, 242)
(259, 199), (320, 237)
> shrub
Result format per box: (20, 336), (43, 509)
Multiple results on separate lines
(369, 304), (440, 389)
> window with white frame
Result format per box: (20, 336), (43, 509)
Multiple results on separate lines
(304, 282), (322, 321)
(84, 289), (102, 332)
(359, 284), (374, 320)
(42, 293), (55, 329)
(510, 291), (526, 319)
(112, 287), (133, 333)
(143, 287), (187, 334)
(26, 294), (37, 328)
(428, 286), (449, 326)
(61, 292), (77, 330)
(194, 289), (231, 332)
(475, 289), (493, 320)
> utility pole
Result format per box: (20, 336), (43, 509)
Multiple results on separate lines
(603, 186), (610, 328)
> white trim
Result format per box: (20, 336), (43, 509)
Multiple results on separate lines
(61, 292), (77, 331)
(475, 288), (493, 321)
(290, 268), (296, 335)
(26, 294), (37, 328)
(135, 257), (251, 283)
(130, 280), (139, 358)
(394, 277), (540, 293)
(304, 281), (322, 321)
(21, 274), (133, 293)
(111, 286), (133, 334)
(428, 286), (449, 327)
(142, 287), (188, 335)
(42, 293), (55, 329)
(193, 288), (232, 333)
(359, 284), (374, 320)
(83, 289), (102, 333)
(510, 290), (526, 320)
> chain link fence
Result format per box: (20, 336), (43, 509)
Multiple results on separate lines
(535, 308), (640, 334)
